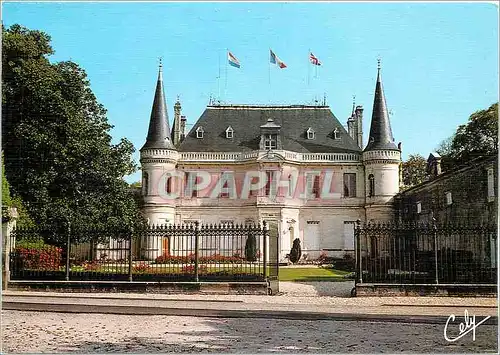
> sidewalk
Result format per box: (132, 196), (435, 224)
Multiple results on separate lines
(3, 289), (497, 323)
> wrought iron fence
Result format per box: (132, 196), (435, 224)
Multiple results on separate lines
(355, 222), (497, 285)
(9, 222), (270, 282)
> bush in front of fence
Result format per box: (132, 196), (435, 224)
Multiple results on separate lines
(154, 253), (246, 264)
(14, 244), (62, 271)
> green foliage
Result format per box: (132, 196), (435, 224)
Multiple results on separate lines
(401, 154), (428, 189)
(2, 24), (146, 240)
(289, 238), (302, 264)
(437, 103), (498, 171)
(244, 233), (257, 262)
(1, 152), (11, 207)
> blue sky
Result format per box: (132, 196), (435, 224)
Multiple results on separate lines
(3, 1), (498, 183)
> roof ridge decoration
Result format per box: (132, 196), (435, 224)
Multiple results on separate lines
(141, 61), (176, 151)
(364, 59), (399, 152)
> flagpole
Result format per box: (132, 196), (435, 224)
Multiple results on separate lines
(218, 51), (221, 101)
(307, 48), (311, 86)
(268, 48), (271, 86)
(224, 48), (228, 100)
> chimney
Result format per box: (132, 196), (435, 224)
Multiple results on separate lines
(355, 105), (364, 149)
(172, 98), (182, 146)
(180, 116), (187, 142)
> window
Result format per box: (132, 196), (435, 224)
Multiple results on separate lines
(288, 174), (294, 197)
(265, 171), (273, 196)
(165, 177), (172, 194)
(220, 177), (229, 198)
(264, 134), (277, 150)
(487, 167), (495, 202)
(249, 176), (259, 196)
(343, 173), (356, 197)
(186, 172), (200, 197)
(196, 126), (204, 139)
(368, 174), (375, 197)
(333, 128), (340, 140)
(226, 126), (233, 139)
(312, 175), (320, 198)
(416, 202), (422, 214)
(307, 128), (315, 140)
(142, 172), (149, 196)
(445, 191), (452, 205)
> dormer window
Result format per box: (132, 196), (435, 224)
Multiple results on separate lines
(196, 126), (204, 139)
(264, 134), (277, 150)
(307, 128), (315, 140)
(226, 126), (234, 139)
(333, 128), (340, 140)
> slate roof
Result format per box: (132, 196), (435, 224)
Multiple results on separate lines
(364, 68), (399, 151)
(178, 105), (361, 153)
(141, 65), (175, 151)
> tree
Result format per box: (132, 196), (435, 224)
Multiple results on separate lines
(289, 238), (302, 264)
(437, 103), (498, 170)
(244, 233), (257, 262)
(2, 152), (11, 207)
(401, 154), (428, 189)
(2, 24), (146, 241)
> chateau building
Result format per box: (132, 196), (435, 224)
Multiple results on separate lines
(139, 62), (402, 260)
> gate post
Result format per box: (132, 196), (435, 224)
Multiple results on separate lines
(128, 226), (134, 282)
(355, 219), (363, 284)
(2, 207), (18, 290)
(194, 221), (200, 282)
(262, 221), (267, 278)
(433, 218), (439, 284)
(65, 219), (71, 281)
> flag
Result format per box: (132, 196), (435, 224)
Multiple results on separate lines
(228, 51), (240, 68)
(309, 52), (321, 66)
(270, 49), (287, 69)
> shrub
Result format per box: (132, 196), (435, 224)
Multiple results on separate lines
(245, 233), (257, 262)
(199, 254), (243, 264)
(181, 265), (208, 274)
(154, 254), (195, 264)
(15, 243), (62, 271)
(133, 262), (151, 273)
(289, 238), (302, 264)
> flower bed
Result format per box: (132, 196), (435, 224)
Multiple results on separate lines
(13, 244), (62, 271)
(154, 253), (245, 264)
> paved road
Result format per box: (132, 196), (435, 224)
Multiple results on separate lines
(2, 311), (497, 353)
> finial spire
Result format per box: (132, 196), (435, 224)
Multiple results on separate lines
(158, 57), (163, 81)
(352, 95), (356, 114)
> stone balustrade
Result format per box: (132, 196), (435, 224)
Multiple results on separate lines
(179, 150), (361, 163)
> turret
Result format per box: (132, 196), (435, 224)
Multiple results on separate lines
(140, 61), (178, 235)
(363, 60), (401, 220)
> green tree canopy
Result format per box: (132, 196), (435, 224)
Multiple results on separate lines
(2, 24), (146, 240)
(401, 154), (428, 190)
(2, 152), (12, 207)
(435, 103), (498, 170)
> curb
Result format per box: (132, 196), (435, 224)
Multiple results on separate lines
(3, 301), (498, 325)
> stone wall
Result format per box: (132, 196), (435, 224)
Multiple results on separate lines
(395, 155), (497, 225)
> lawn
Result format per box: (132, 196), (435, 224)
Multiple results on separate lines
(278, 267), (352, 282)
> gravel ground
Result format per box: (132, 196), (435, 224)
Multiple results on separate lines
(2, 311), (497, 353)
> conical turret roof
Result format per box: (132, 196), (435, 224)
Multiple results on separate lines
(364, 65), (398, 151)
(141, 63), (175, 150)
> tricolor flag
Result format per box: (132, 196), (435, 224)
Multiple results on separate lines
(309, 52), (321, 66)
(270, 49), (287, 69)
(228, 51), (240, 68)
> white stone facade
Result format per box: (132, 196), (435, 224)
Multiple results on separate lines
(140, 148), (401, 261)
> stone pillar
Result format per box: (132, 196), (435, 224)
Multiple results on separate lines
(2, 207), (18, 290)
